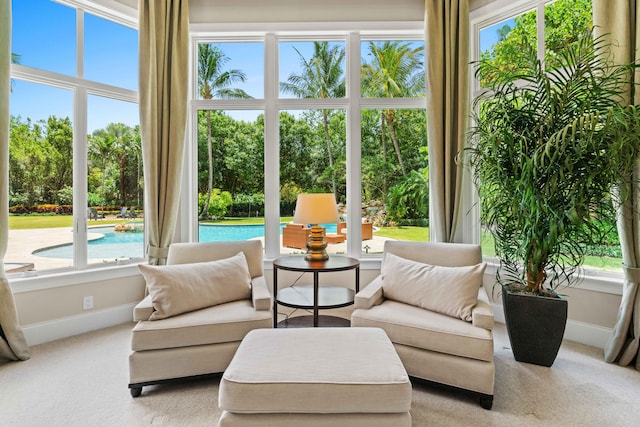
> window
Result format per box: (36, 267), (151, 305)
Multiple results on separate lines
(190, 32), (426, 258)
(471, 0), (620, 274)
(360, 40), (427, 254)
(477, 9), (536, 88)
(8, 0), (140, 274)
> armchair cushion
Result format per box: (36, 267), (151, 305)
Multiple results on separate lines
(380, 252), (486, 322)
(131, 300), (272, 351)
(139, 251), (252, 320)
(351, 300), (494, 362)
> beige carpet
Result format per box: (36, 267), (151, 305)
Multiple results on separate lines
(1, 322), (639, 427)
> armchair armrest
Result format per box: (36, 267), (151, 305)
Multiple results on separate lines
(472, 286), (494, 330)
(251, 276), (272, 311)
(354, 276), (385, 309)
(133, 295), (154, 321)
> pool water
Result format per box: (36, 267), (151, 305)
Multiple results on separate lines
(33, 223), (338, 260)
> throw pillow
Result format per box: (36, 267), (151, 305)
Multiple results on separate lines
(380, 252), (486, 321)
(139, 251), (252, 320)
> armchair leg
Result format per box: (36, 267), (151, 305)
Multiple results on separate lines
(479, 395), (493, 410)
(130, 386), (142, 398)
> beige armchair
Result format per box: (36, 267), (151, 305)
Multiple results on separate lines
(128, 240), (273, 397)
(351, 241), (495, 409)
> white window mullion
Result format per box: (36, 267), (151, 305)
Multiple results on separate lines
(73, 91), (89, 268)
(346, 32), (362, 257)
(73, 9), (88, 268)
(181, 37), (199, 244)
(77, 8), (84, 79)
(264, 33), (280, 260)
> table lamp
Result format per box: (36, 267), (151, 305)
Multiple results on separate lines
(293, 193), (339, 261)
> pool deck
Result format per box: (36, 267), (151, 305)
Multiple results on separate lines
(5, 227), (108, 272)
(5, 226), (392, 274)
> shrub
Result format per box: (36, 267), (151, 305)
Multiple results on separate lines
(9, 204), (29, 214)
(35, 204), (58, 214)
(198, 189), (233, 218)
(57, 205), (73, 215)
(386, 170), (428, 223)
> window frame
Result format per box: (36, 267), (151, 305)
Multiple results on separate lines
(469, 0), (623, 295)
(186, 26), (426, 262)
(8, 0), (140, 287)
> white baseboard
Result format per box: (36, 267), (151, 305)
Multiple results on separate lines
(492, 303), (612, 350)
(563, 319), (613, 349)
(22, 303), (135, 346)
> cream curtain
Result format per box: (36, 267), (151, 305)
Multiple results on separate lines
(593, 0), (640, 371)
(0, 0), (30, 362)
(425, 0), (469, 243)
(139, 0), (189, 265)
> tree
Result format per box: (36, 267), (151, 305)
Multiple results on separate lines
(361, 41), (424, 176)
(9, 116), (47, 206)
(44, 116), (73, 201)
(198, 43), (251, 219)
(360, 109), (427, 206)
(278, 112), (315, 192)
(89, 128), (116, 212)
(478, 0), (593, 85)
(89, 123), (140, 210)
(281, 42), (346, 196)
(107, 123), (137, 206)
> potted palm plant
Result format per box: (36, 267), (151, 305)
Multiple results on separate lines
(464, 32), (640, 366)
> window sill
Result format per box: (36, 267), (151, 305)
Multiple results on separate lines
(10, 255), (622, 297)
(483, 261), (623, 296)
(8, 261), (145, 294)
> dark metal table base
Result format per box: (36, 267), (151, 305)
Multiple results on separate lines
(277, 315), (351, 328)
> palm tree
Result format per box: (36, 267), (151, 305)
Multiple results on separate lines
(106, 123), (136, 206)
(361, 41), (424, 176)
(198, 43), (251, 219)
(280, 42), (345, 196)
(88, 129), (115, 214)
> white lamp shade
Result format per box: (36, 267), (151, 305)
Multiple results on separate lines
(293, 193), (340, 225)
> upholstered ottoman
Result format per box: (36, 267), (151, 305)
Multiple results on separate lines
(218, 327), (412, 427)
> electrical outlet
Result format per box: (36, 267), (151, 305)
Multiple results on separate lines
(83, 295), (94, 310)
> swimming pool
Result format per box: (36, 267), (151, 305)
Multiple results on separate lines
(33, 223), (338, 260)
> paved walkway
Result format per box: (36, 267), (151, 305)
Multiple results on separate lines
(5, 226), (391, 273)
(5, 227), (107, 272)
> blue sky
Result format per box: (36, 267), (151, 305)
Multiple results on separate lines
(12, 0), (495, 132)
(11, 0), (138, 133)
(480, 18), (516, 55)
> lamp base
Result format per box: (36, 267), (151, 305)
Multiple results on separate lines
(305, 225), (329, 261)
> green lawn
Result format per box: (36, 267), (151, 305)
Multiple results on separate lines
(374, 226), (428, 241)
(480, 231), (622, 272)
(8, 214), (136, 229)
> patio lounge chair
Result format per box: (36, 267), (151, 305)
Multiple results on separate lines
(117, 207), (136, 219)
(88, 207), (102, 220)
(337, 220), (373, 240)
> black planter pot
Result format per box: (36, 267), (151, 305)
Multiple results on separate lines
(501, 285), (568, 367)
